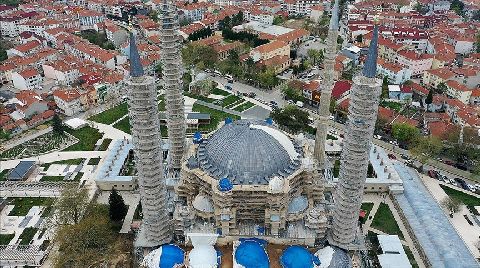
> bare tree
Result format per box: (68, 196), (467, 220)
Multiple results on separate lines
(52, 185), (89, 225)
(441, 197), (461, 217)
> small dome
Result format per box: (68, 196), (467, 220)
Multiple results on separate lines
(269, 176), (284, 193)
(195, 72), (208, 81)
(235, 239), (269, 268)
(218, 178), (233, 191)
(197, 120), (302, 185)
(288, 195), (308, 214)
(280, 245), (320, 268)
(315, 246), (352, 268)
(142, 244), (184, 268)
(193, 194), (214, 213)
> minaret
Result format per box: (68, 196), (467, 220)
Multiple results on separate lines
(330, 25), (382, 250)
(159, 0), (186, 171)
(314, 0), (340, 167)
(127, 33), (172, 247)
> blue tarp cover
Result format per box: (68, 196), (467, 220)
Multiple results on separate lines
(158, 244), (184, 268)
(265, 118), (273, 125)
(235, 239), (269, 268)
(193, 131), (202, 140)
(218, 178), (233, 191)
(225, 117), (233, 124)
(280, 245), (320, 268)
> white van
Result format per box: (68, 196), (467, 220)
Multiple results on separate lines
(296, 101), (304, 108)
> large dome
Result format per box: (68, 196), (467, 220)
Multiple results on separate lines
(197, 120), (302, 185)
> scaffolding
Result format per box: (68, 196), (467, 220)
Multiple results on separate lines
(314, 0), (339, 168)
(128, 34), (172, 246)
(159, 1), (186, 171)
(330, 26), (382, 249)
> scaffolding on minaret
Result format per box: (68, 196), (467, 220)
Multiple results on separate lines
(127, 33), (172, 247)
(159, 0), (186, 171)
(313, 0), (340, 169)
(329, 25), (382, 250)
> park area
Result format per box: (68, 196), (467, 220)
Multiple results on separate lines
(440, 184), (480, 214)
(89, 102), (128, 125)
(0, 131), (77, 160)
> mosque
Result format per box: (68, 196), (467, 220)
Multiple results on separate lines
(126, 0), (385, 266)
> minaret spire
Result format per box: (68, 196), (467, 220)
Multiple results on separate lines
(160, 0), (186, 172)
(127, 32), (172, 247)
(329, 24), (382, 250)
(313, 0), (340, 168)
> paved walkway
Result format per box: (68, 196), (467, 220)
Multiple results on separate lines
(0, 151), (107, 171)
(88, 121), (131, 140)
(393, 163), (479, 268)
(420, 174), (480, 259)
(362, 194), (426, 268)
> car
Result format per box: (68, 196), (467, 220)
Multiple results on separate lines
(454, 162), (468, 171)
(387, 154), (397, 160)
(214, 70), (222, 76)
(400, 154), (410, 160)
(427, 170), (437, 178)
(269, 100), (278, 107)
(296, 101), (304, 108)
(443, 160), (455, 166)
(228, 78), (234, 83)
(287, 100), (294, 105)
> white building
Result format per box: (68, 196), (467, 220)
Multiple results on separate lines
(78, 9), (105, 30)
(284, 0), (321, 16)
(12, 68), (43, 90)
(53, 89), (83, 116)
(377, 59), (412, 84)
(244, 9), (274, 25)
(377, 235), (412, 268)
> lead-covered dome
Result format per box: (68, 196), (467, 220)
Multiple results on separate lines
(197, 120), (302, 185)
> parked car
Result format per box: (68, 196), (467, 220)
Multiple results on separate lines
(287, 100), (294, 105)
(427, 170), (438, 178)
(400, 154), (410, 160)
(387, 154), (397, 160)
(454, 162), (468, 171)
(444, 160), (455, 166)
(296, 101), (304, 108)
(269, 100), (278, 107)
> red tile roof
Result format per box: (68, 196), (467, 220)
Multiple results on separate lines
(332, 81), (352, 99)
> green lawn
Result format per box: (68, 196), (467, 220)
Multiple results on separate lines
(63, 126), (103, 151)
(8, 198), (54, 216)
(440, 185), (480, 214)
(333, 160), (340, 178)
(184, 92), (216, 103)
(211, 88), (230, 96)
(74, 172), (84, 181)
(18, 227), (37, 245)
(41, 175), (65, 182)
(0, 169), (10, 181)
(42, 159), (85, 170)
(225, 99), (244, 109)
(192, 103), (240, 132)
(113, 117), (168, 137)
(380, 101), (403, 112)
(113, 117), (131, 134)
(371, 203), (404, 239)
(0, 233), (15, 245)
(98, 138), (112, 151)
(220, 95), (241, 107)
(233, 101), (255, 112)
(88, 157), (101, 165)
(361, 203), (374, 223)
(403, 245), (419, 268)
(89, 103), (128, 124)
(327, 134), (338, 140)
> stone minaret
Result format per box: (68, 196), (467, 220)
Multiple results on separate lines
(127, 33), (172, 247)
(330, 26), (382, 250)
(159, 0), (186, 171)
(314, 0), (340, 167)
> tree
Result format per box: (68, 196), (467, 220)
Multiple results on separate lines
(281, 83), (303, 102)
(337, 36), (344, 45)
(257, 67), (278, 89)
(436, 82), (447, 94)
(273, 16), (285, 25)
(270, 105), (310, 133)
(53, 204), (119, 268)
(155, 63), (163, 78)
(182, 43), (218, 69)
(108, 188), (128, 222)
(52, 113), (64, 135)
(355, 34), (363, 43)
(381, 76), (389, 99)
(441, 197), (461, 217)
(52, 185), (89, 225)
(391, 123), (419, 144)
(148, 10), (158, 22)
(307, 49), (323, 66)
(473, 10), (480, 21)
(411, 136), (443, 163)
(424, 89), (433, 111)
(450, 0), (464, 15)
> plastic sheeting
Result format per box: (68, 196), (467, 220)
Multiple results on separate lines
(218, 178), (233, 191)
(280, 245), (320, 268)
(225, 117), (233, 124)
(141, 244), (184, 268)
(187, 233), (219, 268)
(287, 195), (308, 213)
(234, 238), (269, 268)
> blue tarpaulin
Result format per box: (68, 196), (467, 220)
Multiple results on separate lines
(193, 131), (203, 144)
(280, 245), (320, 268)
(218, 178), (233, 191)
(158, 244), (184, 268)
(235, 239), (269, 268)
(265, 118), (273, 125)
(225, 117), (233, 124)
